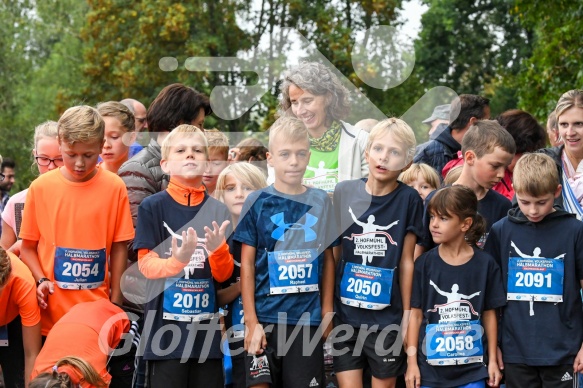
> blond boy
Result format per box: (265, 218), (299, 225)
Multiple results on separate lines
(332, 118), (423, 388)
(20, 105), (134, 335)
(235, 116), (338, 388)
(485, 153), (583, 387)
(134, 124), (233, 387)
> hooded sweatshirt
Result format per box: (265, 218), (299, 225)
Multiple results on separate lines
(484, 207), (583, 365)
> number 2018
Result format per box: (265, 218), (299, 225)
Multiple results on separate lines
(515, 272), (551, 288)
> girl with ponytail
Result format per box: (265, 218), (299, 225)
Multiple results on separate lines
(405, 186), (506, 388)
(29, 356), (107, 388)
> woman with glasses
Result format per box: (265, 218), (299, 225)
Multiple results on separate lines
(0, 121), (62, 255)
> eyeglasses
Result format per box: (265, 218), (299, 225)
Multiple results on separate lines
(35, 156), (64, 167)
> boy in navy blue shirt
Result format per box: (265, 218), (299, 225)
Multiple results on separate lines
(484, 153), (583, 387)
(134, 125), (233, 388)
(332, 118), (423, 387)
(416, 120), (516, 257)
(235, 116), (338, 388)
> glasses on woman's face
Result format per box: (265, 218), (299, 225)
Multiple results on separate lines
(35, 156), (64, 167)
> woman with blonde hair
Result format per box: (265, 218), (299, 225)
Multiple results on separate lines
(540, 89), (583, 219)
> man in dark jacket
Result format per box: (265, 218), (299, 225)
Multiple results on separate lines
(414, 94), (490, 178)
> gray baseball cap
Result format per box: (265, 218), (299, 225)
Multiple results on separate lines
(422, 104), (451, 124)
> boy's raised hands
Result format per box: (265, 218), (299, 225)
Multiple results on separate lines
(172, 227), (198, 264)
(204, 220), (231, 252)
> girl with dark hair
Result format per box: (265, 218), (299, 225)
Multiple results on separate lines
(406, 186), (506, 388)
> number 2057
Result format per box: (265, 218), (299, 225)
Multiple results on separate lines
(278, 263), (312, 280)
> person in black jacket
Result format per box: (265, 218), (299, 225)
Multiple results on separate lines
(118, 84), (211, 262)
(414, 94), (490, 179)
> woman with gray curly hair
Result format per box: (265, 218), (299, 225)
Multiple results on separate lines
(278, 61), (369, 192)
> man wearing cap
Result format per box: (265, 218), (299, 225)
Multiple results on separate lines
(415, 105), (450, 157)
(413, 94), (490, 178)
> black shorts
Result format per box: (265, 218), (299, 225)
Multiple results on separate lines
(505, 363), (577, 388)
(148, 358), (223, 388)
(228, 338), (246, 388)
(332, 321), (406, 379)
(0, 316), (25, 388)
(244, 323), (324, 388)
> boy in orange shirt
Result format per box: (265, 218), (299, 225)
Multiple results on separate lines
(0, 247), (42, 388)
(20, 105), (135, 336)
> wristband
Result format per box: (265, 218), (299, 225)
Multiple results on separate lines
(37, 277), (50, 287)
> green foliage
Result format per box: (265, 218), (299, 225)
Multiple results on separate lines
(414, 0), (532, 117)
(514, 0), (583, 120)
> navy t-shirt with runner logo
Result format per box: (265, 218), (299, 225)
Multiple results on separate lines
(234, 185), (339, 326)
(333, 179), (423, 328)
(134, 190), (232, 361)
(420, 187), (511, 249)
(484, 208), (583, 366)
(411, 247), (506, 387)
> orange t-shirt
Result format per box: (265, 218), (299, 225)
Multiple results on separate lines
(0, 251), (40, 326)
(19, 168), (135, 335)
(31, 299), (130, 385)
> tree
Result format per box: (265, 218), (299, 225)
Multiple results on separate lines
(514, 0), (583, 120)
(414, 0), (533, 115)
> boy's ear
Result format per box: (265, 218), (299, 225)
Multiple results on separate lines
(266, 151), (273, 167)
(464, 150), (476, 165)
(160, 159), (170, 174)
(554, 184), (562, 199)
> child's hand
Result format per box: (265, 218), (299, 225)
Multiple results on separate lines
(172, 227), (198, 264)
(37, 280), (54, 309)
(497, 346), (504, 371)
(573, 345), (583, 373)
(245, 320), (267, 355)
(204, 220), (230, 252)
(405, 363), (421, 388)
(487, 361), (502, 387)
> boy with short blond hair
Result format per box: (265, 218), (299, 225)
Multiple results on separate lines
(417, 120), (516, 255)
(20, 105), (135, 336)
(333, 118), (423, 387)
(204, 128), (230, 195)
(484, 152), (583, 387)
(134, 124), (233, 387)
(235, 116), (338, 388)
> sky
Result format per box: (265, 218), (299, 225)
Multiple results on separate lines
(400, 0), (429, 40)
